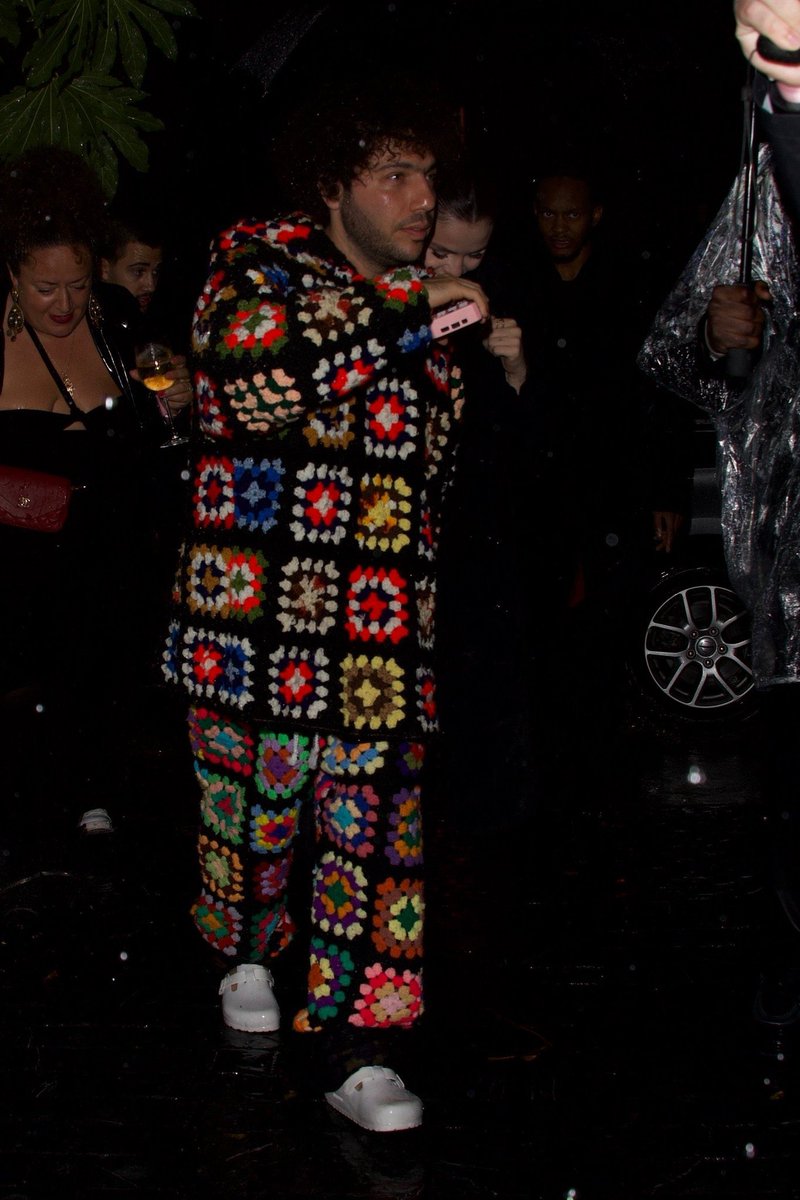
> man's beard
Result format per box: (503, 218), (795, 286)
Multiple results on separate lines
(340, 191), (427, 272)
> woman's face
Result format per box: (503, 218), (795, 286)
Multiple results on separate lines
(424, 213), (494, 279)
(10, 243), (93, 338)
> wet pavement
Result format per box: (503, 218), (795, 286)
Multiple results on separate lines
(2, 645), (799, 1199)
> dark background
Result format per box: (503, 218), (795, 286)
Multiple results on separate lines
(131, 0), (751, 311)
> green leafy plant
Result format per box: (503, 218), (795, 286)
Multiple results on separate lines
(0, 0), (198, 195)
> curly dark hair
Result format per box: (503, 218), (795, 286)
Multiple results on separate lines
(0, 145), (109, 272)
(270, 68), (464, 224)
(99, 201), (166, 263)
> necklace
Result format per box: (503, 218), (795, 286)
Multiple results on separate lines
(39, 327), (78, 399)
(23, 321), (81, 409)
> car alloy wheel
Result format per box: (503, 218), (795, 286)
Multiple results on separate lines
(641, 569), (755, 717)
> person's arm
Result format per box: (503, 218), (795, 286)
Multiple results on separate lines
(481, 316), (527, 393)
(192, 217), (488, 428)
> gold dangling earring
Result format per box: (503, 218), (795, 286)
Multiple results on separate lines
(88, 294), (103, 328)
(6, 288), (24, 340)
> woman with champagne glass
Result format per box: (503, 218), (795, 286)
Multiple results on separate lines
(0, 146), (193, 841)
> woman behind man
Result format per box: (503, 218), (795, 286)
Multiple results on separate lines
(425, 160), (540, 823)
(0, 146), (192, 838)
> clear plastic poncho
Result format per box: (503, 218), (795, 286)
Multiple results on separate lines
(638, 143), (800, 689)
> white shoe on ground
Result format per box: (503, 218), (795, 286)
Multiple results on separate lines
(324, 1065), (423, 1132)
(219, 963), (280, 1033)
(78, 808), (114, 834)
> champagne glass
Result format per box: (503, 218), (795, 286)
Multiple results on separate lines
(135, 341), (189, 449)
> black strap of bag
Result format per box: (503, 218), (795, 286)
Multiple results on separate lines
(24, 322), (84, 420)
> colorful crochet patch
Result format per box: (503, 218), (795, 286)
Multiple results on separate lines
(415, 577), (435, 649)
(193, 455), (285, 533)
(364, 379), (419, 460)
(316, 778), (379, 858)
(220, 296), (288, 359)
(250, 801), (302, 855)
(303, 399), (357, 451)
(289, 463), (353, 544)
(191, 891), (242, 957)
(371, 878), (424, 959)
(348, 962), (423, 1028)
(296, 289), (369, 345)
(226, 368), (305, 430)
(162, 620), (180, 684)
(416, 666), (437, 732)
(396, 741), (425, 778)
(199, 834), (245, 903)
(424, 399), (454, 476)
(194, 371), (231, 439)
(386, 786), (423, 866)
(197, 766), (246, 843)
(187, 543), (267, 623)
(276, 556), (340, 635)
(344, 566), (409, 645)
(356, 473), (412, 553)
(312, 851), (368, 940)
(267, 645), (330, 721)
(418, 494), (434, 559)
(187, 706), (255, 775)
(180, 627), (255, 709)
(340, 653), (405, 732)
(249, 902), (295, 959)
(311, 344), (381, 402)
(255, 729), (316, 800)
(253, 853), (293, 902)
(233, 456), (285, 532)
(306, 936), (356, 1022)
(373, 268), (426, 312)
(318, 738), (388, 777)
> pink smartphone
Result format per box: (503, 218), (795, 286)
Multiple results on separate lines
(430, 299), (483, 339)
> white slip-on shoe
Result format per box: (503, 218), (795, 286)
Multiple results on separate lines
(324, 1065), (423, 1132)
(219, 963), (280, 1033)
(78, 808), (114, 834)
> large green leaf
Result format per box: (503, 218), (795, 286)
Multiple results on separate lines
(90, 19), (117, 74)
(0, 83), (65, 152)
(23, 0), (197, 88)
(23, 0), (96, 87)
(0, 74), (164, 195)
(0, 0), (199, 193)
(125, 0), (176, 60)
(106, 0), (198, 83)
(115, 5), (147, 85)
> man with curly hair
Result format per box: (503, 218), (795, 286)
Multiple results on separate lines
(162, 70), (489, 1131)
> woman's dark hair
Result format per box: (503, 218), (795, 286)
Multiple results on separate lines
(0, 145), (109, 272)
(434, 158), (499, 226)
(270, 68), (463, 224)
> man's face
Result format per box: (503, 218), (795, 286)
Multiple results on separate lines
(327, 144), (437, 277)
(100, 240), (163, 312)
(534, 177), (602, 265)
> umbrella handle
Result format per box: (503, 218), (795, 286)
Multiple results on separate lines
(757, 35), (800, 65)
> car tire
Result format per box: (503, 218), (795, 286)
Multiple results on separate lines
(629, 565), (758, 727)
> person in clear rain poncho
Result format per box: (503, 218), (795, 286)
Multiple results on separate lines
(638, 0), (800, 1022)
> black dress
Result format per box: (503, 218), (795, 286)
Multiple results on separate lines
(0, 313), (169, 832)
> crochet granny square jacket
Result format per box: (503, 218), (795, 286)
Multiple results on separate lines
(162, 214), (465, 739)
